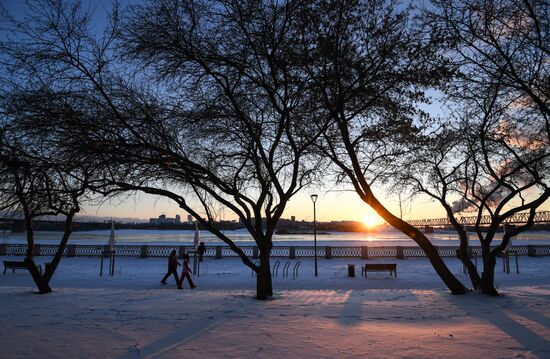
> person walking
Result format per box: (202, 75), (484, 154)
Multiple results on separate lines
(178, 253), (196, 289)
(161, 250), (180, 286)
(197, 242), (206, 262)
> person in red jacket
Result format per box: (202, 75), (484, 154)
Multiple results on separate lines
(178, 253), (196, 289)
(161, 250), (180, 286)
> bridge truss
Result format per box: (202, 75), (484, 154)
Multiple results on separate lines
(408, 211), (550, 228)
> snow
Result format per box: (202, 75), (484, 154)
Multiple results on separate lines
(1, 255), (549, 358)
(4, 228), (550, 246)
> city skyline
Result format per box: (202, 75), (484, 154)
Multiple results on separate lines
(82, 187), (550, 225)
(78, 188), (405, 224)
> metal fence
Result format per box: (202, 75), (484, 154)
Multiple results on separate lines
(1, 243), (549, 259)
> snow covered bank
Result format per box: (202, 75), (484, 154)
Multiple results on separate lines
(1, 256), (549, 358)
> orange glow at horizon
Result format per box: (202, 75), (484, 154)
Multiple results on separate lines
(363, 214), (382, 228)
(82, 186), (550, 223)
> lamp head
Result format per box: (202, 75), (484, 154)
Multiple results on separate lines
(310, 194), (318, 203)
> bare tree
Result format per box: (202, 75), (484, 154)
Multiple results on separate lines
(2, 0), (325, 299)
(108, 0), (327, 299)
(425, 0), (549, 122)
(393, 126), (483, 289)
(396, 80), (549, 295)
(0, 97), (92, 293)
(398, 0), (550, 295)
(0, 0), (109, 293)
(300, 0), (468, 294)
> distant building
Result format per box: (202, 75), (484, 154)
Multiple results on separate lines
(187, 214), (193, 223)
(149, 214), (182, 225)
(291, 216), (296, 222)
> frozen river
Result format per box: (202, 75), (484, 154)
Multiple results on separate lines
(3, 228), (550, 246)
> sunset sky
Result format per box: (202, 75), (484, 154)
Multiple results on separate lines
(83, 187), (399, 223)
(83, 185), (550, 224)
(3, 0), (548, 224)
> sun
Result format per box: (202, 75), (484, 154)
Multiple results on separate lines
(363, 214), (379, 229)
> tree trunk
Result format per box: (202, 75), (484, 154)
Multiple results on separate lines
(362, 192), (468, 294)
(24, 215), (34, 258)
(463, 259), (481, 289)
(43, 212), (75, 283)
(22, 211), (76, 294)
(481, 249), (499, 296)
(22, 213), (51, 293)
(24, 256), (52, 294)
(457, 245), (481, 289)
(256, 246), (273, 300)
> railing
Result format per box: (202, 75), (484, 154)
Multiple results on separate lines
(1, 243), (549, 258)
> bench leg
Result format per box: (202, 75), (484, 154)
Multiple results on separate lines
(3, 267), (5, 275)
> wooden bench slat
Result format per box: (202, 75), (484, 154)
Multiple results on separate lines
(3, 261), (42, 275)
(363, 263), (397, 277)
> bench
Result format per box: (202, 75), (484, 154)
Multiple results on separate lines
(3, 261), (42, 275)
(362, 263), (397, 277)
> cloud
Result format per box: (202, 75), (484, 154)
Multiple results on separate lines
(451, 181), (510, 214)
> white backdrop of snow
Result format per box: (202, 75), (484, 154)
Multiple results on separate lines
(0, 255), (549, 358)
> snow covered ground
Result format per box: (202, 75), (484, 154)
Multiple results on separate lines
(1, 255), (549, 358)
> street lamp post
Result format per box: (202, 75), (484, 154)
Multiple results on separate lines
(311, 194), (318, 277)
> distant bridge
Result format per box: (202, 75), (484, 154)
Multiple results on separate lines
(408, 211), (550, 228)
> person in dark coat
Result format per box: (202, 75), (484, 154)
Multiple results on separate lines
(161, 250), (180, 285)
(178, 253), (196, 289)
(197, 242), (206, 262)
